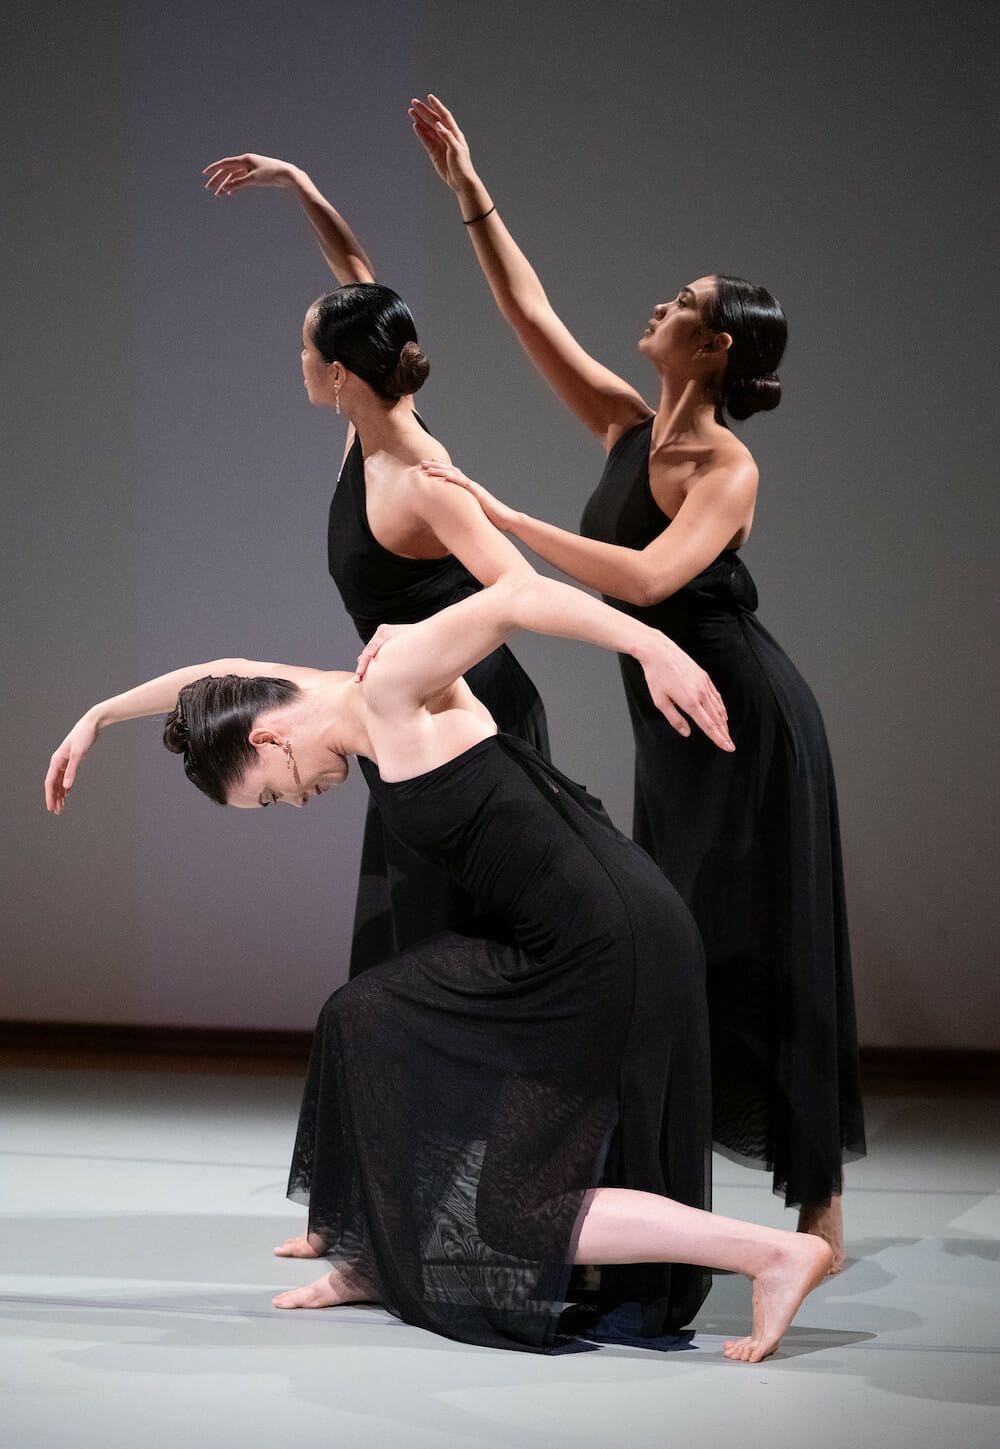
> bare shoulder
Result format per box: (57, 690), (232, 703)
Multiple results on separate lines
(703, 432), (759, 496)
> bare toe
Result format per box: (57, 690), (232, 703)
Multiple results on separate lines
(272, 1272), (342, 1310)
(273, 1234), (322, 1259)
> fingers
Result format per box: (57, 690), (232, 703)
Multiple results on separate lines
(420, 459), (469, 486)
(204, 167), (248, 196)
(203, 156), (259, 195)
(693, 704), (735, 751)
(426, 93), (458, 130)
(682, 684), (733, 751)
(354, 624), (394, 681)
(44, 756), (68, 813)
(657, 699), (691, 738)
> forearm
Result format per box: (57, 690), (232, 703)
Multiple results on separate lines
(506, 573), (658, 664)
(510, 512), (662, 606)
(450, 172), (551, 324)
(86, 658), (262, 730)
(284, 166), (374, 284)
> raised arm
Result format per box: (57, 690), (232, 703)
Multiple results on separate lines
(410, 96), (649, 447)
(421, 459), (757, 607)
(44, 657), (327, 814)
(364, 571), (733, 753)
(202, 154), (374, 285)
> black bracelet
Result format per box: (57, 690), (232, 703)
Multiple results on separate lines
(462, 204), (496, 226)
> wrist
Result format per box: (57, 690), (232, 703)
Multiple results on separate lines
(85, 702), (109, 731)
(629, 625), (662, 666)
(283, 163), (310, 193)
(457, 180), (491, 218)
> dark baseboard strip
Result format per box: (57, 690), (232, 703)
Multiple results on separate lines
(0, 1020), (313, 1065)
(859, 1046), (999, 1084)
(0, 1022), (997, 1083)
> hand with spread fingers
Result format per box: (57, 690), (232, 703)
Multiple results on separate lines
(408, 94), (479, 196)
(202, 153), (296, 196)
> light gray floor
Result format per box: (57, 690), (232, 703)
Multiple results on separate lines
(2, 1062), (998, 1449)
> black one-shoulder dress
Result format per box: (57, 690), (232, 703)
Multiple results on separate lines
(328, 430), (549, 976)
(580, 419), (865, 1207)
(287, 734), (710, 1352)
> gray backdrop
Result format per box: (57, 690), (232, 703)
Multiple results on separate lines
(4, 0), (998, 1046)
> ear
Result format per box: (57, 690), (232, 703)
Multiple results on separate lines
(248, 727), (282, 750)
(707, 330), (732, 355)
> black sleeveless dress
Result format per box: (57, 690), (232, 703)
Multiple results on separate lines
(328, 430), (549, 976)
(580, 418), (865, 1207)
(287, 733), (710, 1352)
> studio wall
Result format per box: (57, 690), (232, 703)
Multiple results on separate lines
(4, 0), (998, 1046)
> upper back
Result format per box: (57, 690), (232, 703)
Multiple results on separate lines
(328, 432), (478, 642)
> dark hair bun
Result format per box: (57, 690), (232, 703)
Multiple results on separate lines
(312, 283), (429, 402)
(724, 371), (782, 421)
(162, 701), (190, 754)
(387, 339), (430, 398)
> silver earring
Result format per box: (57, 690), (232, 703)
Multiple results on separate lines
(283, 740), (294, 770)
(334, 383), (341, 415)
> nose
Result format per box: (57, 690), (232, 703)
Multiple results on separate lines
(654, 302), (668, 318)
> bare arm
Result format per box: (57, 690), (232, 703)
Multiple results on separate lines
(364, 573), (733, 753)
(203, 154), (374, 284)
(44, 657), (326, 814)
(421, 459), (756, 607)
(392, 462), (538, 587)
(410, 96), (649, 446)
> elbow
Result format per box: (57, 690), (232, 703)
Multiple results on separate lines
(616, 571), (661, 609)
(502, 572), (538, 626)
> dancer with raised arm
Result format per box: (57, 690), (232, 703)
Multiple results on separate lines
(411, 95), (865, 1270)
(46, 570), (832, 1359)
(200, 154), (549, 979)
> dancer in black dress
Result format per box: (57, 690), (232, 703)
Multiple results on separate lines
(412, 95), (865, 1269)
(46, 569), (831, 1359)
(202, 153), (548, 978)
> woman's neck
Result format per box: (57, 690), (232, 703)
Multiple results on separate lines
(652, 367), (723, 444)
(350, 395), (424, 460)
(301, 673), (376, 764)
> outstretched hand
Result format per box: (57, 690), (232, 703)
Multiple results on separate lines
(419, 459), (520, 533)
(45, 714), (100, 814)
(409, 95), (477, 193)
(202, 153), (294, 196)
(640, 638), (734, 752)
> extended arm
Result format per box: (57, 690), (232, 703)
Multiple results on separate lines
(410, 96), (648, 445)
(44, 657), (325, 813)
(365, 572), (733, 751)
(203, 154), (374, 284)
(420, 460), (755, 606)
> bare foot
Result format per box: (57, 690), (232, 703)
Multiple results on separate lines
(274, 1233), (322, 1259)
(797, 1195), (845, 1275)
(723, 1233), (832, 1362)
(272, 1261), (378, 1311)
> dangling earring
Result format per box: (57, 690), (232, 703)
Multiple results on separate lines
(283, 740), (294, 770)
(334, 382), (341, 415)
